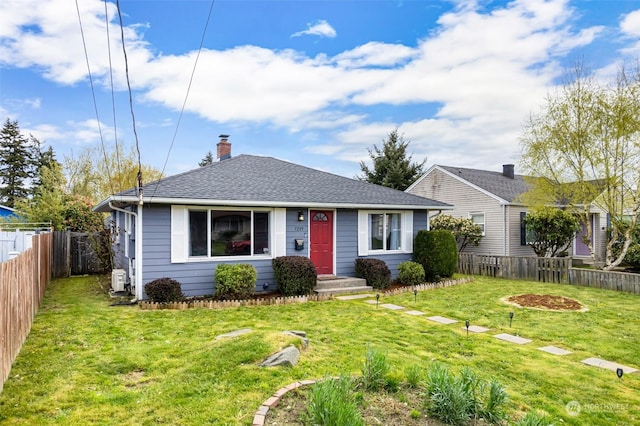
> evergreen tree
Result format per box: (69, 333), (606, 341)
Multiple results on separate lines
(199, 150), (214, 167)
(0, 119), (36, 207)
(358, 129), (426, 190)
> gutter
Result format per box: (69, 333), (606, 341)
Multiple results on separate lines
(109, 202), (142, 302)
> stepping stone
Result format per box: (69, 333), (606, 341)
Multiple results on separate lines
(336, 294), (374, 300)
(215, 328), (252, 340)
(464, 325), (490, 333)
(427, 315), (458, 324)
(538, 346), (572, 356)
(405, 310), (426, 316)
(494, 333), (532, 344)
(364, 300), (378, 305)
(380, 303), (405, 310)
(581, 357), (638, 374)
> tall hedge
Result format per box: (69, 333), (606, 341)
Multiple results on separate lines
(413, 229), (458, 281)
(272, 256), (317, 296)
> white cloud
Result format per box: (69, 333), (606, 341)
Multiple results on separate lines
(620, 10), (640, 37)
(24, 119), (112, 145)
(291, 19), (337, 38)
(333, 42), (417, 68)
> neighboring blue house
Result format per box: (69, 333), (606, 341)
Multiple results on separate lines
(94, 139), (451, 300)
(0, 204), (17, 219)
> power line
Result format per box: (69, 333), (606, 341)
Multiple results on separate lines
(104, 0), (123, 194)
(115, 0), (142, 195)
(75, 0), (116, 198)
(150, 0), (216, 201)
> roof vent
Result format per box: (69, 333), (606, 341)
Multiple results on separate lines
(217, 134), (231, 161)
(502, 164), (514, 179)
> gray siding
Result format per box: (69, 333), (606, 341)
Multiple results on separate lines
(137, 205), (428, 298)
(411, 169), (507, 255)
(507, 206), (535, 256)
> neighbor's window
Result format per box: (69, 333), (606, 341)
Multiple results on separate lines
(189, 209), (270, 257)
(470, 212), (485, 235)
(368, 212), (402, 251)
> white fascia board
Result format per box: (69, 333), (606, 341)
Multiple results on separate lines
(95, 195), (453, 212)
(435, 166), (510, 204)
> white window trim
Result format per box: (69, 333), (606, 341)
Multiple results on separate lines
(357, 210), (413, 255)
(171, 205), (283, 263)
(469, 211), (486, 236)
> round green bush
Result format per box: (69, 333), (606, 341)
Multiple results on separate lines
(272, 256), (317, 296)
(413, 230), (458, 281)
(144, 277), (184, 302)
(214, 263), (257, 300)
(397, 261), (425, 286)
(354, 258), (391, 289)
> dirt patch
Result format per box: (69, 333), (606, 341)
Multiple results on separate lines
(504, 294), (586, 311)
(265, 386), (448, 426)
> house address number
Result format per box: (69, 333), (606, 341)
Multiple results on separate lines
(294, 226), (304, 232)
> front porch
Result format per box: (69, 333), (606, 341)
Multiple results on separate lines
(313, 275), (372, 295)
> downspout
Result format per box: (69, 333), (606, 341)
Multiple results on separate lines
(427, 210), (443, 230)
(502, 204), (507, 256)
(109, 202), (141, 302)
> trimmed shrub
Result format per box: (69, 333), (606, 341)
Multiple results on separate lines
(214, 263), (257, 300)
(354, 258), (391, 289)
(272, 256), (317, 296)
(397, 261), (425, 286)
(413, 230), (458, 281)
(144, 277), (184, 302)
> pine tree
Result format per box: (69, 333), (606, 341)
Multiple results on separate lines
(0, 119), (36, 207)
(199, 150), (214, 167)
(358, 129), (426, 191)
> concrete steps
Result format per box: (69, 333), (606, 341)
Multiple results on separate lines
(314, 276), (372, 295)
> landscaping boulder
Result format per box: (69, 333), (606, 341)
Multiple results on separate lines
(260, 345), (300, 367)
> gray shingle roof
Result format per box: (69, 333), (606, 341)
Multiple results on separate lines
(106, 155), (450, 209)
(439, 165), (531, 203)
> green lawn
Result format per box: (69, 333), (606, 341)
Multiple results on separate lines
(0, 275), (639, 425)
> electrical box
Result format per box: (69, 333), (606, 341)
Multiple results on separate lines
(111, 269), (126, 292)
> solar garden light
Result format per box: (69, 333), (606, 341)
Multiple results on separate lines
(509, 311), (514, 328)
(465, 320), (470, 336)
(414, 288), (418, 303)
(617, 368), (624, 380)
(376, 293), (380, 308)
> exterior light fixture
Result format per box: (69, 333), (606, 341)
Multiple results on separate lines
(298, 210), (305, 221)
(617, 368), (624, 379)
(465, 320), (470, 336)
(509, 311), (514, 328)
(414, 288), (418, 303)
(376, 293), (380, 308)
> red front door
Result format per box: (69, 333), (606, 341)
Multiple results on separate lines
(310, 210), (333, 275)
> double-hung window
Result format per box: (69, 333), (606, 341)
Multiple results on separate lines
(188, 209), (271, 258)
(469, 212), (485, 235)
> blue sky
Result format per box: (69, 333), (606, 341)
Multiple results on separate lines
(1, 0), (640, 188)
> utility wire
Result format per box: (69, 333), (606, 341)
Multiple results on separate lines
(115, 0), (143, 195)
(149, 0), (216, 201)
(104, 0), (123, 194)
(75, 0), (116, 198)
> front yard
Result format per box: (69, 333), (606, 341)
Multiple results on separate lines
(0, 275), (638, 425)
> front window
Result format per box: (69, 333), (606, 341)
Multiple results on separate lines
(470, 212), (485, 235)
(189, 209), (270, 257)
(368, 212), (402, 251)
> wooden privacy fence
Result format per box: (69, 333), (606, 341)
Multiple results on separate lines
(458, 253), (570, 283)
(568, 268), (640, 294)
(52, 231), (110, 278)
(0, 232), (52, 393)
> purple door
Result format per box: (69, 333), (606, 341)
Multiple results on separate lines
(575, 216), (593, 256)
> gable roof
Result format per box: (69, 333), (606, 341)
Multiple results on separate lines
(408, 164), (532, 204)
(95, 155), (451, 212)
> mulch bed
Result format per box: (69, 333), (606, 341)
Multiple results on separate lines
(505, 294), (585, 311)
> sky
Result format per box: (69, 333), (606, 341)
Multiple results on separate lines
(1, 0), (640, 188)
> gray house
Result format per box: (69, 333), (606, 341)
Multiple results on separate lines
(95, 140), (451, 300)
(406, 164), (606, 260)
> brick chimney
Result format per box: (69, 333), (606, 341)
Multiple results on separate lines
(502, 164), (515, 179)
(217, 134), (231, 161)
